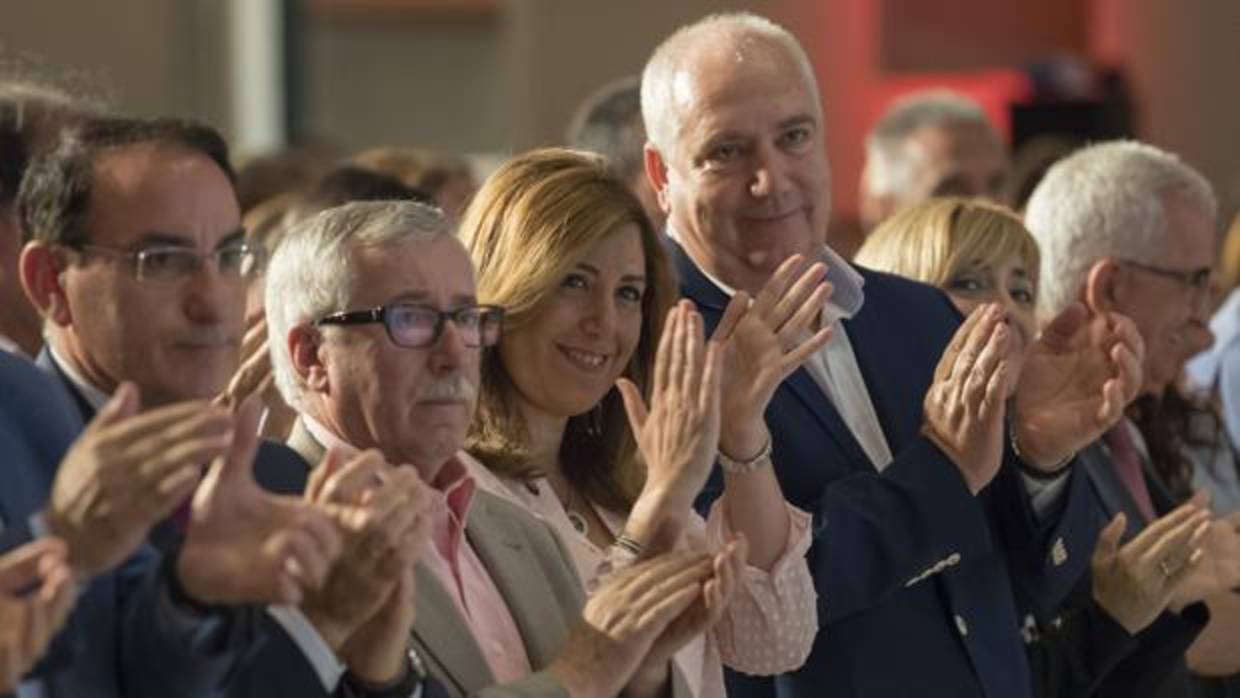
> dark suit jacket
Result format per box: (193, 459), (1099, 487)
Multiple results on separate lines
(17, 348), (320, 697)
(676, 244), (1099, 698)
(1, 350), (245, 697)
(1043, 441), (1213, 698)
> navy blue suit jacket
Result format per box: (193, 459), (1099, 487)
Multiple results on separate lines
(0, 350), (221, 697)
(2, 349), (313, 696)
(675, 244), (1099, 698)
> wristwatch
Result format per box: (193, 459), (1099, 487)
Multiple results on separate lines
(341, 648), (427, 698)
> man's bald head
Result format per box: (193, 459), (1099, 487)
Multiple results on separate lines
(641, 12), (820, 160)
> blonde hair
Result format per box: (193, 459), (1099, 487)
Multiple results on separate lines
(855, 197), (1039, 290)
(458, 147), (676, 513)
(1216, 213), (1240, 298)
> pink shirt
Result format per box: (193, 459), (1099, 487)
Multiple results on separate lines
(303, 418), (532, 684)
(462, 452), (817, 698)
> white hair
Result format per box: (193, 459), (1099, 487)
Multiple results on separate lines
(1024, 140), (1218, 316)
(265, 200), (451, 408)
(640, 12), (819, 157)
(864, 89), (994, 197)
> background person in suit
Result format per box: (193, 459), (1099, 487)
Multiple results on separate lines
(1026, 139), (1240, 697)
(640, 12), (1143, 698)
(263, 198), (729, 697)
(855, 197), (1231, 697)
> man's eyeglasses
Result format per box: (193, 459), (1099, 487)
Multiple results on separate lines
(1120, 259), (1213, 293)
(73, 243), (266, 283)
(314, 302), (504, 349)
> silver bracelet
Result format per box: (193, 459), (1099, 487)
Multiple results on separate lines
(613, 533), (645, 557)
(718, 436), (774, 474)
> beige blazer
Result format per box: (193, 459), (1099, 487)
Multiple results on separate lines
(287, 420), (691, 698)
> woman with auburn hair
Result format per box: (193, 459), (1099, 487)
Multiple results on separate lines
(458, 148), (824, 697)
(855, 196), (1233, 698)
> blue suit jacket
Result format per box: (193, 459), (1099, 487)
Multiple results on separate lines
(0, 350), (312, 697)
(675, 244), (1099, 698)
(0, 351), (175, 698)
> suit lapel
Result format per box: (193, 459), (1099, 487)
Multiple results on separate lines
(36, 347), (95, 423)
(410, 563), (496, 696)
(465, 494), (572, 667)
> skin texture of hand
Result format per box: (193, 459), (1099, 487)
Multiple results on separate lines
(1091, 498), (1211, 634)
(300, 450), (432, 666)
(177, 399), (343, 606)
(0, 538), (76, 694)
(618, 301), (724, 552)
(711, 254), (833, 460)
(1168, 509), (1240, 611)
(1013, 304), (1144, 470)
(626, 538), (748, 696)
(215, 313), (297, 440)
(922, 304), (1020, 494)
(45, 383), (234, 578)
(547, 552), (714, 698)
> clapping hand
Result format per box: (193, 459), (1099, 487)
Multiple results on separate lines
(618, 300), (724, 552)
(177, 399), (343, 606)
(1091, 497), (1211, 634)
(0, 539), (76, 693)
(45, 384), (234, 578)
(922, 304), (1021, 494)
(1012, 303), (1144, 471)
(711, 254), (833, 461)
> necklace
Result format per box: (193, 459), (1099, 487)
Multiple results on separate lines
(553, 479), (590, 537)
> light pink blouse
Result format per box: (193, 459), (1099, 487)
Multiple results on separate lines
(461, 453), (818, 698)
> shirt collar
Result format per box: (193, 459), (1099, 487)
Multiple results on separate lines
(302, 413), (477, 523)
(0, 332), (28, 359)
(48, 344), (113, 411)
(664, 223), (866, 323)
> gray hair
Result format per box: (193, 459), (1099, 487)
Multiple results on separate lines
(864, 90), (993, 197)
(265, 199), (451, 408)
(1024, 140), (1218, 316)
(640, 12), (819, 157)
(566, 76), (645, 182)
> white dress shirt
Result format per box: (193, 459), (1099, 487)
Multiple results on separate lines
(669, 234), (1068, 514)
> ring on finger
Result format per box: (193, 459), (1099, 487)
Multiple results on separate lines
(1158, 558), (1175, 578)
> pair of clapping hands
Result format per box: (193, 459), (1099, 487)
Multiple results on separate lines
(23, 382), (434, 688)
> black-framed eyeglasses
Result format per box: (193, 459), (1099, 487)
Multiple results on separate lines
(72, 243), (266, 283)
(1120, 259), (1212, 293)
(314, 302), (504, 349)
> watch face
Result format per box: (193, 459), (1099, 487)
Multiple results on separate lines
(408, 647), (428, 680)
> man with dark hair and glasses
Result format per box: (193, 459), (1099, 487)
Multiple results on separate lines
(8, 115), (388, 697)
(259, 199), (710, 698)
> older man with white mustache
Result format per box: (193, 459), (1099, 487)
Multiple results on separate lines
(257, 199), (726, 698)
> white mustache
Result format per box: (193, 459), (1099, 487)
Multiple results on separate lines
(417, 375), (477, 402)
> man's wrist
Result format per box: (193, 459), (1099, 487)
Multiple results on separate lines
(341, 653), (422, 698)
(719, 420), (767, 462)
(1009, 419), (1073, 474)
(300, 606), (353, 652)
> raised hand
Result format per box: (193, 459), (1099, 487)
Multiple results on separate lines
(711, 254), (833, 461)
(1091, 498), (1212, 634)
(216, 313), (297, 440)
(922, 304), (1020, 494)
(617, 301), (724, 551)
(1169, 509), (1240, 610)
(300, 450), (432, 658)
(45, 383), (234, 578)
(1013, 304), (1144, 471)
(626, 538), (748, 694)
(177, 399), (343, 606)
(0, 538), (76, 693)
(548, 552), (714, 698)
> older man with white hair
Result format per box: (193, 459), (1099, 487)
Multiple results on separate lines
(257, 199), (728, 698)
(1025, 141), (1240, 698)
(640, 12), (1144, 698)
(859, 89), (1009, 233)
